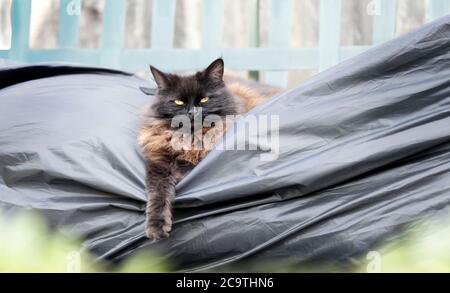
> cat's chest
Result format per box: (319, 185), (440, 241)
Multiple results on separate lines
(173, 159), (195, 180)
(139, 121), (226, 165)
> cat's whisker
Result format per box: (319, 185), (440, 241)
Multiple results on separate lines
(143, 115), (173, 121)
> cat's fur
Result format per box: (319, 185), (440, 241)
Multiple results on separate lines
(138, 58), (278, 240)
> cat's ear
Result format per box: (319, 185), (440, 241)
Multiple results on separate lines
(150, 65), (169, 89)
(202, 58), (224, 81)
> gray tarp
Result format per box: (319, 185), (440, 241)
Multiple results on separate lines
(1, 16), (450, 271)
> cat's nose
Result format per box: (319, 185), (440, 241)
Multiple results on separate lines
(188, 107), (201, 118)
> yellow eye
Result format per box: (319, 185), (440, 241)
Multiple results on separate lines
(174, 99), (185, 105)
(200, 97), (209, 103)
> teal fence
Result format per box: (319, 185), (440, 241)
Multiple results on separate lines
(0, 0), (449, 87)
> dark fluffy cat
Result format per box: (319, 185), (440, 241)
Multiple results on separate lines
(139, 58), (274, 240)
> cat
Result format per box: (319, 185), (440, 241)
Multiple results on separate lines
(138, 58), (278, 240)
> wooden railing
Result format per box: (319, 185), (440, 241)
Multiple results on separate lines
(0, 0), (449, 87)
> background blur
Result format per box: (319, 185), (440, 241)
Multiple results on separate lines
(0, 0), (432, 86)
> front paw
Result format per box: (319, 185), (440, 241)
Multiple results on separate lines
(145, 218), (172, 240)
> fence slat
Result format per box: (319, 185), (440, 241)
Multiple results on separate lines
(4, 0), (406, 75)
(26, 48), (101, 65)
(101, 0), (127, 68)
(9, 0), (31, 61)
(151, 0), (176, 49)
(265, 0), (293, 87)
(318, 0), (342, 71)
(427, 0), (450, 21)
(201, 0), (224, 67)
(340, 45), (371, 61)
(248, 0), (261, 81)
(59, 0), (81, 47)
(121, 48), (318, 72)
(372, 0), (397, 44)
(12, 46), (380, 73)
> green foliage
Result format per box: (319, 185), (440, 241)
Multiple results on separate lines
(0, 212), (170, 273)
(116, 251), (171, 273)
(0, 212), (95, 272)
(363, 220), (450, 273)
(215, 216), (450, 273)
(1, 211), (449, 272)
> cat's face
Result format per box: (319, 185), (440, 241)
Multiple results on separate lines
(149, 59), (240, 121)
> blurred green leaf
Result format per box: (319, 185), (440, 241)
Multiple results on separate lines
(2, 210), (450, 273)
(0, 212), (169, 273)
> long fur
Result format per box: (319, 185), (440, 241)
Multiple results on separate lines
(139, 59), (280, 239)
(138, 83), (267, 165)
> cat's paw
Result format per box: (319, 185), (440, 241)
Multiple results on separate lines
(145, 218), (172, 240)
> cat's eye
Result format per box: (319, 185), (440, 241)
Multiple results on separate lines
(200, 97), (209, 103)
(174, 99), (185, 105)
